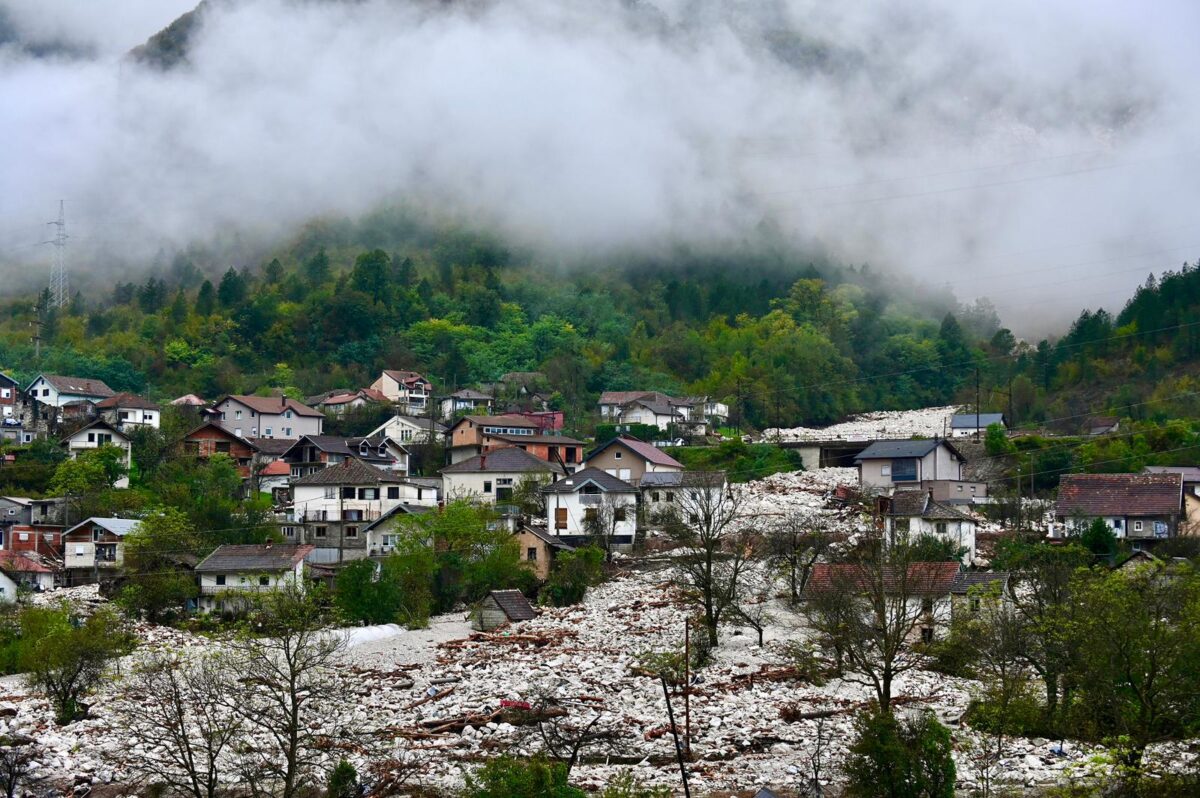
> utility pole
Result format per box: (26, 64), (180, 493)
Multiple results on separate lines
(975, 366), (981, 438)
(45, 201), (69, 308)
(31, 295), (45, 361)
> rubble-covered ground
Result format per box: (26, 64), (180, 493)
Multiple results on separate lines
(0, 564), (1145, 797)
(764, 406), (962, 443)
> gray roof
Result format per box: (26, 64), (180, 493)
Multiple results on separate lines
(446, 389), (492, 401)
(64, 517), (141, 538)
(855, 439), (959, 461)
(248, 437), (295, 455)
(950, 571), (1010, 595)
(440, 448), (555, 474)
(291, 457), (406, 486)
(950, 413), (1006, 429)
(281, 435), (401, 464)
(542, 467), (638, 494)
(1144, 466), (1200, 483)
(362, 502), (434, 534)
(639, 471), (727, 489)
(485, 589), (536, 621)
(195, 543), (313, 573)
(889, 490), (973, 521)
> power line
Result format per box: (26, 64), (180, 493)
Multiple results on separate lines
(43, 201), (69, 308)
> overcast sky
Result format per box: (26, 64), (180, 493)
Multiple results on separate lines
(1, 0), (1198, 335)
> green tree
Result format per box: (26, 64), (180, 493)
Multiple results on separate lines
(334, 558), (398, 625)
(984, 423), (1016, 456)
(118, 507), (201, 622)
(1079, 517), (1118, 562)
(351, 249), (390, 304)
(217, 267), (246, 308)
(48, 446), (129, 521)
(541, 546), (605, 607)
(195, 280), (216, 316)
(264, 258), (284, 285)
(462, 755), (584, 798)
(23, 604), (134, 724)
(304, 248), (331, 284)
(843, 709), (956, 798)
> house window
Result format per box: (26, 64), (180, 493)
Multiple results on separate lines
(880, 464), (891, 476)
(143, 413), (153, 422)
(614, 451), (623, 460)
(614, 506), (627, 521)
(235, 428), (243, 437)
(235, 410), (242, 420)
(92, 527), (102, 541)
(215, 441), (231, 453)
(921, 627), (934, 644)
(265, 428), (272, 436)
(216, 575), (226, 586)
(584, 508), (597, 522)
(935, 522), (948, 536)
(342, 487), (356, 499)
(259, 576), (270, 586)
(0, 389), (9, 398)
(315, 526), (327, 538)
(555, 508), (568, 530)
(651, 492), (660, 502)
(921, 597), (934, 613)
(284, 428), (292, 436)
(970, 597), (981, 613)
(895, 519), (910, 532)
(87, 433), (95, 442)
(1133, 520), (1143, 533)
(119, 411), (129, 420)
(42, 389), (49, 397)
(387, 487), (400, 499)
(527, 547), (537, 561)
(251, 427), (258, 436)
(359, 488), (379, 500)
(891, 459), (918, 482)
(345, 526), (359, 538)
(484, 481), (493, 493)
(282, 526), (295, 537)
(285, 410), (293, 419)
(956, 485), (963, 493)
(400, 429), (413, 442)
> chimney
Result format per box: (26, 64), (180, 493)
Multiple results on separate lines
(281, 396), (286, 409)
(480, 454), (487, 470)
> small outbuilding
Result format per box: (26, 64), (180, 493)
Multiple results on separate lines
(472, 589), (536, 631)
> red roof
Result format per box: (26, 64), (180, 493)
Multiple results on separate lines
(803, 562), (961, 598)
(259, 461), (291, 476)
(588, 435), (683, 469)
(0, 551), (54, 574)
(1056, 473), (1182, 518)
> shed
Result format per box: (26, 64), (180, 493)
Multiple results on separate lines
(472, 589), (536, 631)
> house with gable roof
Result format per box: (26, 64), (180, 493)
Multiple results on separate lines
(280, 434), (408, 479)
(194, 543), (313, 614)
(213, 395), (324, 439)
(439, 389), (495, 420)
(1055, 472), (1183, 544)
(884, 489), (978, 564)
(585, 434), (684, 486)
(854, 439), (965, 491)
(542, 467), (639, 548)
(97, 392), (160, 430)
(61, 419), (131, 488)
(441, 448), (556, 504)
(62, 517), (141, 584)
(26, 373), (115, 409)
(949, 412), (1007, 438)
(369, 370), (432, 412)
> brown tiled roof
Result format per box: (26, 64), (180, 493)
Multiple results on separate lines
(382, 370), (428, 387)
(487, 589), (536, 621)
(96, 392), (158, 410)
(248, 437), (294, 455)
(1056, 473), (1182, 517)
(802, 562), (961, 598)
(195, 543), (313, 573)
(459, 414), (539, 428)
(0, 551), (55, 574)
(889, 490), (973, 522)
(441, 448), (555, 474)
(38, 374), (115, 398)
(586, 435), (683, 469)
(220, 395), (323, 417)
(291, 457), (405, 485)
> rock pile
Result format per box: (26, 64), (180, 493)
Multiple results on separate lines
(764, 406), (961, 443)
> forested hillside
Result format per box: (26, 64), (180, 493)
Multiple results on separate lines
(0, 206), (1197, 433)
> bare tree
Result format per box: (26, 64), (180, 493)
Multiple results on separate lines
(113, 652), (243, 798)
(661, 473), (752, 647)
(582, 492), (633, 563)
(221, 583), (354, 798)
(521, 683), (624, 774)
(732, 564), (775, 646)
(0, 736), (41, 798)
(765, 511), (833, 603)
(802, 540), (952, 713)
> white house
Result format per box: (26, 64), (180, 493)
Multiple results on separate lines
(885, 489), (978, 564)
(362, 503), (436, 557)
(213, 395), (324, 439)
(288, 458), (438, 563)
(949, 412), (1007, 438)
(0, 551), (56, 597)
(96, 392), (161, 430)
(542, 467), (638, 549)
(440, 448), (556, 504)
(60, 420), (131, 488)
(639, 471), (727, 521)
(439, 389), (495, 421)
(62, 517), (141, 584)
(280, 435), (409, 478)
(854, 439), (966, 491)
(367, 414), (447, 445)
(193, 543), (313, 614)
(370, 370), (432, 412)
(25, 373), (115, 409)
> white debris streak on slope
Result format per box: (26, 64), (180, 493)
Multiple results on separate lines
(765, 406), (962, 443)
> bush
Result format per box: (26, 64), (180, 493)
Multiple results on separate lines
(596, 772), (671, 798)
(461, 755), (584, 798)
(541, 546), (605, 607)
(964, 683), (1049, 738)
(921, 622), (979, 678)
(779, 640), (828, 686)
(326, 759), (359, 798)
(843, 708), (956, 798)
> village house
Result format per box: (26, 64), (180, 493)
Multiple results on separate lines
(26, 373), (115, 410)
(472, 589), (537, 631)
(884, 489), (978, 564)
(542, 467), (639, 549)
(515, 525), (574, 580)
(280, 434), (408, 479)
(1055, 472), (1183, 544)
(0, 497), (31, 535)
(0, 498), (61, 557)
(96, 393), (160, 430)
(441, 448), (556, 503)
(62, 517), (140, 586)
(0, 551), (57, 598)
(1143, 466), (1200, 535)
(948, 412), (1007, 438)
(181, 422), (259, 478)
(288, 458), (436, 563)
(194, 543), (314, 614)
(444, 413), (541, 464)
(949, 571), (1011, 618)
(585, 434), (685, 486)
(367, 413), (447, 445)
(213, 395), (324, 439)
(362, 503), (435, 557)
(598, 391), (706, 434)
(257, 460), (292, 502)
(802, 561), (962, 642)
(854, 438), (965, 491)
(917, 479), (988, 505)
(306, 387), (389, 416)
(0, 373), (18, 419)
(639, 471), (728, 523)
(369, 370), (432, 412)
(439, 389), (495, 421)
(61, 419), (132, 489)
